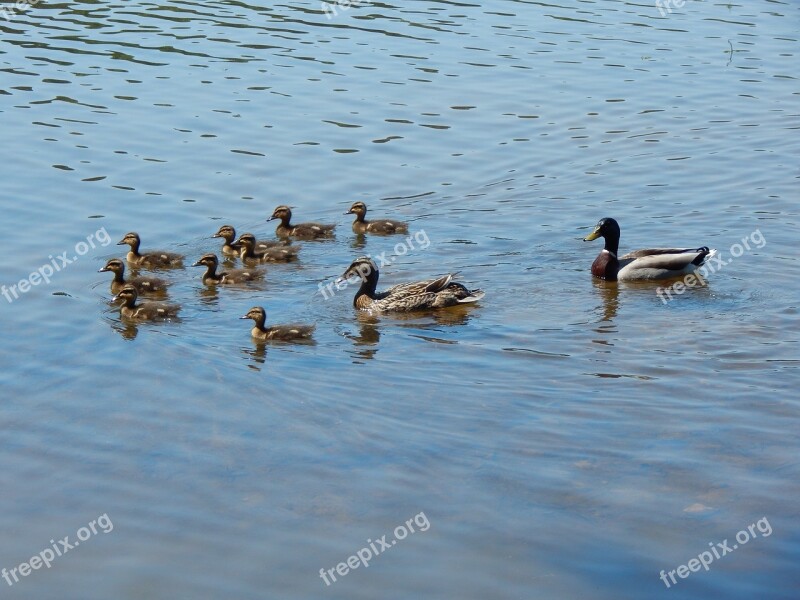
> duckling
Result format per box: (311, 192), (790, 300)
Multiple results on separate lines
(583, 217), (716, 281)
(117, 232), (184, 268)
(212, 225), (288, 256)
(192, 253), (262, 284)
(339, 257), (484, 313)
(268, 205), (335, 239)
(346, 201), (409, 234)
(240, 306), (315, 341)
(98, 258), (168, 295)
(113, 284), (180, 320)
(236, 233), (300, 263)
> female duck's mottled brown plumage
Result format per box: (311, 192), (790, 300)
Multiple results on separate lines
(346, 201), (409, 234)
(236, 233), (299, 263)
(583, 217), (716, 281)
(268, 205), (335, 239)
(240, 306), (315, 341)
(339, 257), (485, 313)
(98, 258), (168, 295)
(212, 225), (289, 256)
(113, 284), (180, 320)
(117, 232), (184, 268)
(192, 253), (262, 284)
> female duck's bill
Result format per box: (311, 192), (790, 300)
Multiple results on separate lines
(584, 217), (716, 282)
(338, 256), (484, 312)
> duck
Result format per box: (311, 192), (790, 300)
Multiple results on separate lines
(338, 256), (485, 312)
(236, 233), (300, 263)
(583, 217), (716, 281)
(212, 225), (289, 256)
(240, 306), (315, 341)
(346, 201), (409, 234)
(117, 232), (184, 268)
(192, 253), (262, 284)
(268, 205), (335, 239)
(113, 284), (180, 320)
(98, 258), (169, 295)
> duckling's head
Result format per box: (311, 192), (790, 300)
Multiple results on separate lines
(268, 205), (292, 223)
(192, 253), (219, 268)
(236, 233), (257, 249)
(113, 283), (138, 305)
(117, 232), (141, 247)
(341, 256), (378, 283)
(212, 225), (236, 241)
(241, 306), (266, 323)
(584, 217), (620, 242)
(99, 258), (125, 275)
(346, 202), (368, 217)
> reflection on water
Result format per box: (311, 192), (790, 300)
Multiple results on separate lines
(0, 0), (798, 598)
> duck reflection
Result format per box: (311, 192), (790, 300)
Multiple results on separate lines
(344, 313), (381, 362)
(593, 278), (619, 323)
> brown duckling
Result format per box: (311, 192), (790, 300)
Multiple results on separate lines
(236, 233), (300, 263)
(339, 257), (484, 313)
(117, 232), (184, 268)
(240, 306), (315, 341)
(346, 201), (409, 234)
(583, 217), (716, 281)
(192, 253), (262, 284)
(212, 225), (288, 256)
(268, 205), (335, 239)
(99, 258), (168, 295)
(113, 284), (180, 320)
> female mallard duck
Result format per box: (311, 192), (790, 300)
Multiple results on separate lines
(240, 306), (315, 341)
(268, 205), (335, 239)
(212, 225), (288, 256)
(583, 217), (716, 281)
(236, 233), (300, 263)
(339, 256), (484, 312)
(192, 253), (262, 284)
(346, 201), (409, 234)
(113, 284), (180, 320)
(98, 258), (168, 295)
(117, 232), (184, 268)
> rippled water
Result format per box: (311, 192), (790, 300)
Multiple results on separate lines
(1, 1), (798, 598)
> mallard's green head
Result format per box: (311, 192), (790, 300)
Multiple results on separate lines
(584, 217), (620, 242)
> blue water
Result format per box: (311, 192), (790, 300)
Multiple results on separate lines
(0, 1), (798, 598)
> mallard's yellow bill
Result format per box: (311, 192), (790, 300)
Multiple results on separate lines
(584, 230), (601, 241)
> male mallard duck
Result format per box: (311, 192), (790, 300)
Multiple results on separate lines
(346, 201), (409, 234)
(113, 284), (180, 320)
(583, 217), (716, 281)
(240, 306), (315, 341)
(98, 258), (168, 295)
(339, 257), (484, 312)
(192, 253), (262, 284)
(268, 205), (335, 239)
(117, 232), (183, 268)
(212, 225), (288, 256)
(236, 233), (300, 263)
